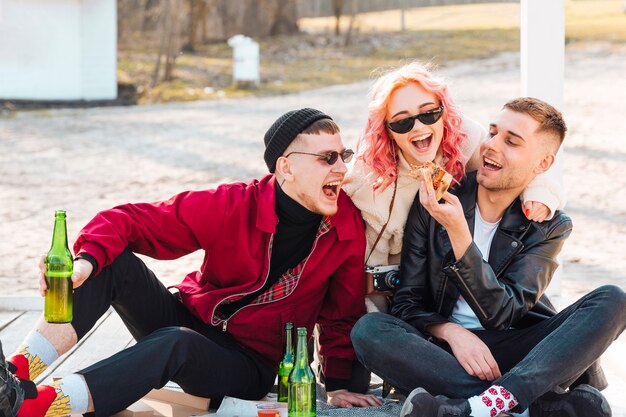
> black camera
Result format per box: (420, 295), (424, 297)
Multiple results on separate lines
(366, 265), (401, 292)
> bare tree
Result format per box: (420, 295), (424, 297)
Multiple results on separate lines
(207, 0), (299, 40)
(182, 0), (207, 52)
(187, 0), (200, 49)
(151, 0), (184, 86)
(151, 0), (169, 87)
(117, 1), (125, 45)
(269, 0), (299, 36)
(343, 0), (358, 46)
(118, 0), (149, 48)
(242, 1), (262, 37)
(165, 2), (185, 81)
(333, 0), (344, 36)
(142, 0), (161, 32)
(216, 0), (239, 39)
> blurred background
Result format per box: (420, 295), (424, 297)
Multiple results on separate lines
(1, 0), (624, 108)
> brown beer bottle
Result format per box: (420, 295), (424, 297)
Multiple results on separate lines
(44, 210), (73, 323)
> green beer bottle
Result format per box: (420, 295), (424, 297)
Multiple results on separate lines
(288, 327), (315, 417)
(278, 322), (294, 402)
(44, 210), (73, 323)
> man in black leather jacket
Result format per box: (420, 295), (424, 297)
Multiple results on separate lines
(352, 97), (626, 417)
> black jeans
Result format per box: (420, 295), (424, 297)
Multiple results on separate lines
(70, 250), (275, 417)
(352, 285), (626, 410)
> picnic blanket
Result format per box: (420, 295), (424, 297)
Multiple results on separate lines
(206, 385), (402, 417)
(316, 385), (402, 417)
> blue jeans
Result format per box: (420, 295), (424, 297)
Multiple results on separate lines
(352, 285), (626, 410)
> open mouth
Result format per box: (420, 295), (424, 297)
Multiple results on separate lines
(483, 156), (503, 171)
(322, 180), (341, 199)
(411, 133), (433, 151)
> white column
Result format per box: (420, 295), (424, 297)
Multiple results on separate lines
(521, 0), (564, 107)
(521, 0), (565, 307)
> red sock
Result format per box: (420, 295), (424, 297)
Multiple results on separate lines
(17, 385), (57, 417)
(7, 354), (30, 380)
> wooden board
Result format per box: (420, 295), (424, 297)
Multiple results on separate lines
(0, 296), (43, 311)
(0, 300), (135, 386)
(38, 309), (134, 384)
(0, 310), (42, 354)
(0, 311), (23, 332)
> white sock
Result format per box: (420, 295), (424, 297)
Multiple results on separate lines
(51, 374), (89, 414)
(467, 385), (519, 417)
(14, 330), (59, 379)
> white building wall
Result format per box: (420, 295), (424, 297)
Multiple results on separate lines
(79, 0), (117, 100)
(0, 0), (116, 101)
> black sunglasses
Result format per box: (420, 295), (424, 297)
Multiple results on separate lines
(285, 149), (354, 165)
(386, 105), (444, 134)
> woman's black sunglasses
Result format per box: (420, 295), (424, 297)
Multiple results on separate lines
(285, 149), (354, 165)
(386, 105), (444, 134)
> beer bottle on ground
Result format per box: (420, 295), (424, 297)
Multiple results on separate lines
(278, 322), (294, 402)
(44, 210), (73, 323)
(288, 327), (316, 417)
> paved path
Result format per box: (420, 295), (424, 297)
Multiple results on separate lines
(1, 41), (625, 414)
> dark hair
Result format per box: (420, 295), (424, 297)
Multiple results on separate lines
(300, 118), (340, 135)
(503, 97), (567, 149)
(287, 119), (341, 151)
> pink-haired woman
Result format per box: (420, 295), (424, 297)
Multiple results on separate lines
(343, 62), (564, 311)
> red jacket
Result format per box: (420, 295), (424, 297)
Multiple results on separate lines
(74, 175), (367, 381)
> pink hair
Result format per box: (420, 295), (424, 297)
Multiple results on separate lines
(357, 62), (468, 191)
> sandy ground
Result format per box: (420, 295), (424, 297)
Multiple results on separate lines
(1, 42), (626, 414)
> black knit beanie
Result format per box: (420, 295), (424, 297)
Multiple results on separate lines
(264, 108), (332, 173)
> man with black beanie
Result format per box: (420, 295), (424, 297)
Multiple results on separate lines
(1, 108), (382, 417)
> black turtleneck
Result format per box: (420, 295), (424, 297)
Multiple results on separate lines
(271, 182), (323, 277)
(217, 183), (322, 318)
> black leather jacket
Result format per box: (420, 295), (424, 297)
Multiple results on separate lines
(391, 172), (573, 332)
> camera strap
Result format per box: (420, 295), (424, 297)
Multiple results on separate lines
(365, 177), (398, 265)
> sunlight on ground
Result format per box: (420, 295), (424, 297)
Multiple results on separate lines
(299, 0), (626, 41)
(300, 2), (519, 32)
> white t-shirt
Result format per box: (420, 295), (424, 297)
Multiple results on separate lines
(449, 204), (500, 330)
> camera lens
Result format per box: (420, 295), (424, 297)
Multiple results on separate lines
(384, 271), (400, 289)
